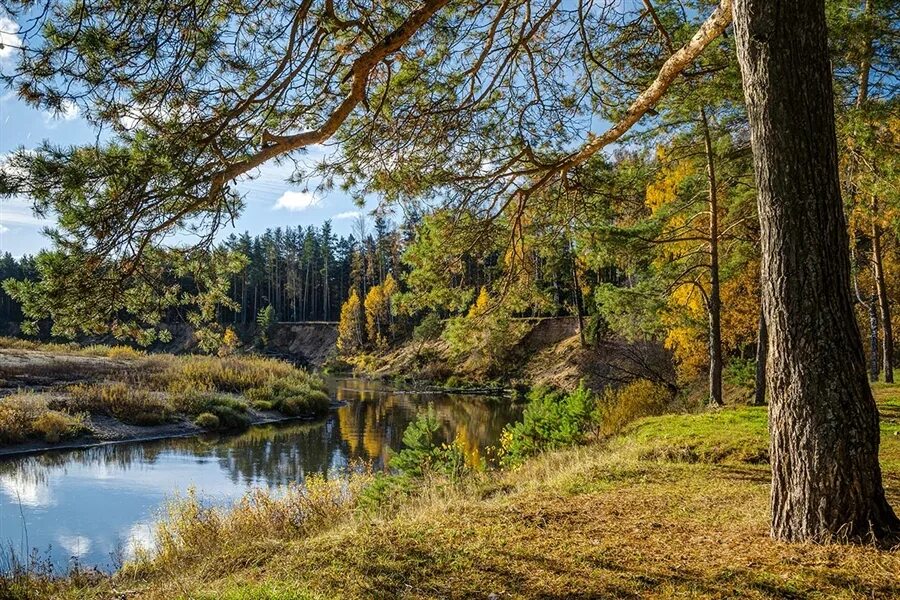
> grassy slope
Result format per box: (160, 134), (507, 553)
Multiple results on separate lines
(52, 390), (900, 600)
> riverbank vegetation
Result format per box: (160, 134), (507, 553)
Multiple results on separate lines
(3, 381), (897, 599)
(0, 342), (329, 446)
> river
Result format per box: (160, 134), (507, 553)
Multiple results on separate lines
(0, 377), (520, 571)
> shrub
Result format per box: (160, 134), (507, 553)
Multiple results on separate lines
(212, 404), (250, 430)
(389, 411), (477, 480)
(193, 412), (220, 430)
(105, 346), (146, 360)
(597, 379), (671, 436)
(724, 357), (756, 390)
(0, 392), (86, 444)
(357, 472), (414, 512)
(250, 400), (274, 411)
(33, 411), (86, 443)
(182, 393), (250, 430)
(0, 392), (51, 444)
(159, 355), (298, 395)
(149, 476), (365, 568)
(218, 327), (241, 357)
(246, 374), (330, 416)
(442, 289), (529, 373)
(413, 312), (444, 342)
(68, 382), (172, 425)
(500, 383), (598, 467)
(256, 305), (276, 347)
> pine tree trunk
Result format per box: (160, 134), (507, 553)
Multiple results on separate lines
(872, 210), (894, 383)
(571, 246), (586, 347)
(851, 242), (881, 381)
(868, 294), (881, 381)
(702, 107), (723, 407)
(753, 305), (767, 406)
(733, 0), (899, 542)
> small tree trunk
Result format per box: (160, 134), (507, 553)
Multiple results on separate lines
(570, 239), (586, 347)
(872, 209), (894, 383)
(753, 305), (767, 406)
(702, 107), (723, 407)
(868, 295), (881, 381)
(851, 236), (881, 381)
(734, 0), (899, 542)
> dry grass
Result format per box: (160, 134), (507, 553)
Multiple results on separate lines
(0, 391), (86, 444)
(1, 340), (329, 439)
(0, 337), (145, 359)
(14, 393), (891, 600)
(67, 382), (173, 425)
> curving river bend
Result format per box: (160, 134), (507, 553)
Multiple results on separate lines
(0, 377), (520, 571)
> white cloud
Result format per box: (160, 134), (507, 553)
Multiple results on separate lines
(273, 190), (319, 212)
(0, 224), (8, 233)
(0, 471), (54, 508)
(57, 534), (92, 559)
(122, 521), (156, 560)
(59, 100), (79, 120)
(44, 99), (80, 124)
(332, 211), (360, 220)
(0, 16), (22, 60)
(1, 193), (48, 226)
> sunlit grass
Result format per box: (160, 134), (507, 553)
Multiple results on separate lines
(15, 390), (889, 599)
(0, 391), (87, 444)
(4, 373), (899, 599)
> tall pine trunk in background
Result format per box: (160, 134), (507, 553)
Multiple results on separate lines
(872, 207), (894, 382)
(701, 107), (723, 407)
(857, 0), (893, 383)
(733, 0), (899, 541)
(753, 305), (767, 405)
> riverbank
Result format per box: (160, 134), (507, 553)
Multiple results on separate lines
(341, 317), (677, 395)
(8, 384), (898, 599)
(0, 407), (336, 458)
(0, 344), (331, 453)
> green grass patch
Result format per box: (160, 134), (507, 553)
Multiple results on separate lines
(621, 405), (770, 464)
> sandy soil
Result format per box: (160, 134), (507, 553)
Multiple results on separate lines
(0, 348), (132, 391)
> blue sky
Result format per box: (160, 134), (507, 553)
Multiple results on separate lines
(0, 88), (375, 258)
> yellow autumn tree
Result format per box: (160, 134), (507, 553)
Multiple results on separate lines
(217, 326), (241, 357)
(661, 282), (708, 382)
(468, 286), (491, 318)
(337, 290), (364, 354)
(364, 273), (398, 348)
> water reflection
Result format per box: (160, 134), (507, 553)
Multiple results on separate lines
(0, 377), (520, 570)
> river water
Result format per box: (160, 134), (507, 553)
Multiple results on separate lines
(0, 377), (520, 571)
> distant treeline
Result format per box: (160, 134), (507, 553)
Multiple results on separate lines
(1, 210), (603, 333)
(0, 253), (36, 325)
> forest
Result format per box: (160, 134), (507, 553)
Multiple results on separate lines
(0, 0), (898, 597)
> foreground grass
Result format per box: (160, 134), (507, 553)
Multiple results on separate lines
(12, 390), (897, 600)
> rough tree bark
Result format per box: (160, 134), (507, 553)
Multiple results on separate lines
(571, 239), (587, 347)
(733, 0), (899, 541)
(701, 107), (723, 407)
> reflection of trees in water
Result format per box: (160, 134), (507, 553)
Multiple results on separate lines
(332, 378), (522, 469)
(199, 420), (337, 486)
(0, 442), (171, 488)
(0, 378), (521, 495)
